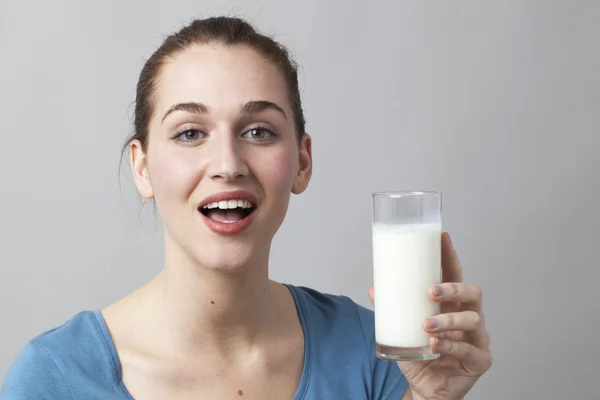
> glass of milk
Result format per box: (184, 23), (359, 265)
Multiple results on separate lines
(372, 191), (442, 361)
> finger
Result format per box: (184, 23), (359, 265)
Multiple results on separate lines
(439, 235), (490, 348)
(428, 282), (489, 348)
(423, 311), (480, 333)
(442, 232), (463, 283)
(368, 285), (374, 305)
(430, 336), (493, 374)
(472, 319), (492, 350)
(429, 282), (483, 312)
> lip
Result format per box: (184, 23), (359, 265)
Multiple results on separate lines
(198, 190), (258, 235)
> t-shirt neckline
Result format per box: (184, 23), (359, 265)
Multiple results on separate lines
(91, 283), (311, 400)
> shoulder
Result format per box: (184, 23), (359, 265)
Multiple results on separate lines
(1, 311), (115, 399)
(0, 339), (73, 399)
(286, 285), (409, 399)
(25, 310), (107, 366)
(286, 284), (375, 339)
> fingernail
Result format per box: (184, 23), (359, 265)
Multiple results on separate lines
(431, 286), (443, 297)
(435, 337), (443, 347)
(426, 318), (438, 329)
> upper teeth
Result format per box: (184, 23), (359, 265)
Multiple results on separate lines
(202, 199), (254, 210)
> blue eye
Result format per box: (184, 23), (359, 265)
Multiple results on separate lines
(244, 126), (277, 141)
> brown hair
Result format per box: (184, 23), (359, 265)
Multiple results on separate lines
(122, 16), (305, 157)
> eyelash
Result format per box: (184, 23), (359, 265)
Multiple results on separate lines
(243, 125), (278, 142)
(172, 128), (205, 144)
(172, 125), (278, 145)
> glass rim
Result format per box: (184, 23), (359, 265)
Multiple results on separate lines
(372, 191), (441, 198)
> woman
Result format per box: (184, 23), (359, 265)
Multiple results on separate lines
(1, 17), (492, 399)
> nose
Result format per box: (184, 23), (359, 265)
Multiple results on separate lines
(206, 133), (249, 181)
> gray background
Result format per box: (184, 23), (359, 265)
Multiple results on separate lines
(1, 1), (599, 398)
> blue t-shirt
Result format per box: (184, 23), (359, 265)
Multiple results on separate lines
(1, 285), (408, 399)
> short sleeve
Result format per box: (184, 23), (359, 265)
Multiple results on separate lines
(355, 303), (410, 400)
(371, 355), (409, 399)
(0, 341), (72, 400)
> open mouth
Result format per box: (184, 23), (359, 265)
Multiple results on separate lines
(199, 199), (256, 223)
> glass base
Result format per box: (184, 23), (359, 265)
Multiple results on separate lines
(376, 343), (440, 361)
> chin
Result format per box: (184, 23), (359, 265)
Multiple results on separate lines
(163, 206), (277, 274)
(190, 240), (267, 274)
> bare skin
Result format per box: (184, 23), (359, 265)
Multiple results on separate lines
(100, 43), (492, 399)
(102, 279), (305, 399)
(102, 44), (312, 399)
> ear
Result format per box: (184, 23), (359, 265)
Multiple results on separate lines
(130, 140), (154, 199)
(292, 133), (313, 195)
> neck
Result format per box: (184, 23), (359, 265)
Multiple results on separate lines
(139, 236), (285, 358)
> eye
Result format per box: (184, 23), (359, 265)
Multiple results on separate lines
(173, 128), (205, 144)
(243, 126), (277, 142)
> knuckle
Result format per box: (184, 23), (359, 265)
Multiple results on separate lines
(472, 311), (482, 326)
(454, 282), (464, 294)
(446, 313), (456, 328)
(471, 283), (483, 300)
(445, 282), (459, 297)
(464, 343), (476, 359)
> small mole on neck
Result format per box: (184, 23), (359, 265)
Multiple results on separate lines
(237, 389), (243, 396)
(210, 300), (215, 304)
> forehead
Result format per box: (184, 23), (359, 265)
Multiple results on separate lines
(154, 44), (290, 117)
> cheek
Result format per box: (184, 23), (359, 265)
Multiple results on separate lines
(262, 148), (298, 193)
(148, 148), (201, 205)
(255, 147), (299, 229)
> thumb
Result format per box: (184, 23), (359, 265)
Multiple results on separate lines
(368, 285), (375, 306)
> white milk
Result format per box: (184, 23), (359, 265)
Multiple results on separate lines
(373, 223), (441, 348)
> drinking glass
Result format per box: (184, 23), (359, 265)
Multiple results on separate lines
(372, 191), (442, 361)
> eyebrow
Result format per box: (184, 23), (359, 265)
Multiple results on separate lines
(241, 100), (287, 119)
(161, 100), (287, 123)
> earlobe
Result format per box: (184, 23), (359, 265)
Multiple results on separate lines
(292, 133), (313, 195)
(129, 140), (154, 199)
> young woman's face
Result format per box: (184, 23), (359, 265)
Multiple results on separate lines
(131, 44), (312, 272)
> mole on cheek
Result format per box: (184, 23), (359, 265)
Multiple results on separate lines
(210, 301), (215, 304)
(237, 389), (243, 396)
